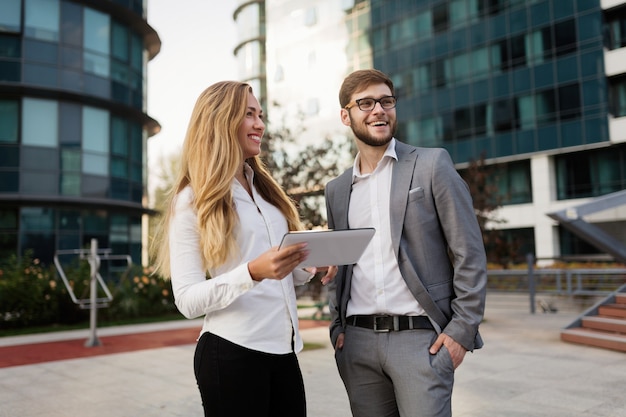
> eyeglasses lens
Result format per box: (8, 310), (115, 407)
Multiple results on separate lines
(357, 96), (396, 111)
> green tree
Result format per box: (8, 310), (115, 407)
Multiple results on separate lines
(261, 113), (353, 229)
(460, 153), (521, 267)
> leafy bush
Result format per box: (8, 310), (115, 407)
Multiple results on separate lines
(104, 265), (177, 320)
(0, 254), (176, 331)
(0, 252), (69, 328)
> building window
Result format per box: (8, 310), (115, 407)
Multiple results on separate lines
(478, 0), (503, 16)
(83, 8), (110, 77)
(556, 147), (624, 200)
(449, 0), (469, 28)
(412, 64), (430, 92)
(111, 117), (129, 155)
(0, 0), (22, 33)
(0, 209), (18, 260)
(486, 227), (535, 263)
(24, 0), (60, 41)
(454, 108), (472, 138)
(609, 76), (626, 117)
(0, 100), (18, 143)
(409, 116), (442, 147)
(60, 102), (81, 146)
(432, 3), (449, 33)
(491, 98), (515, 132)
(22, 98), (58, 147)
(0, 97), (19, 192)
(472, 46), (491, 79)
(82, 106), (109, 175)
(0, 34), (21, 82)
(535, 89), (557, 124)
(558, 83), (581, 120)
(113, 118), (136, 199)
(111, 21), (129, 62)
(60, 149), (81, 196)
(494, 160), (532, 204)
(559, 227), (602, 256)
(450, 52), (470, 83)
(554, 19), (577, 57)
(459, 159), (532, 206)
(496, 34), (526, 70)
(606, 12), (626, 50)
(526, 29), (548, 65)
(60, 1), (82, 46)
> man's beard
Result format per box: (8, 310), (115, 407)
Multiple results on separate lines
(349, 114), (396, 147)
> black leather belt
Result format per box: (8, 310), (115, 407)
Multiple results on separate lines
(347, 315), (434, 332)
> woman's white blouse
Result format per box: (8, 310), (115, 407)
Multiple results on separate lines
(168, 166), (311, 354)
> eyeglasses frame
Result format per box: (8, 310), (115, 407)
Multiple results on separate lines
(344, 95), (397, 111)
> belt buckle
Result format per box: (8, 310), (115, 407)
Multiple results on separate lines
(373, 315), (390, 333)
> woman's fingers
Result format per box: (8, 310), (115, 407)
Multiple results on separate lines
(250, 244), (308, 281)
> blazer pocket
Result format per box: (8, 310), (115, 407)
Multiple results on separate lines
(427, 280), (454, 301)
(408, 186), (425, 202)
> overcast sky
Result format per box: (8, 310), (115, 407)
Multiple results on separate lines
(146, 0), (238, 191)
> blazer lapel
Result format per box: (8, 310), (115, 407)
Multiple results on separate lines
(390, 142), (418, 258)
(334, 170), (353, 229)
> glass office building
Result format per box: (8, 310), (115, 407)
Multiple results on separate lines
(0, 0), (160, 265)
(259, 0), (626, 261)
(364, 0), (626, 260)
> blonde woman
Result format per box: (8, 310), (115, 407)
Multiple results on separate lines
(153, 81), (333, 417)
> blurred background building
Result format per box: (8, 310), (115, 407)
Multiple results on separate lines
(234, 0), (267, 110)
(0, 0), (160, 265)
(232, 0), (626, 263)
(3, 0), (626, 267)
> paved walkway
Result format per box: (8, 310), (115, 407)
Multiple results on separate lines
(1, 294), (625, 417)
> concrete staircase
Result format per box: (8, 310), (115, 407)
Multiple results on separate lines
(561, 285), (626, 353)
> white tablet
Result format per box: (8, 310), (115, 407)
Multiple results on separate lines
(279, 228), (375, 268)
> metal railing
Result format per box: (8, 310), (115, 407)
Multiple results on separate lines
(487, 254), (626, 313)
(487, 268), (626, 296)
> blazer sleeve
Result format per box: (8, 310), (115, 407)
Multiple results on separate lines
(431, 149), (487, 350)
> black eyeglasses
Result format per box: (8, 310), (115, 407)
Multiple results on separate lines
(345, 96), (397, 111)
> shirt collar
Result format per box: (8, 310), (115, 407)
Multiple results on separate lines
(352, 138), (398, 180)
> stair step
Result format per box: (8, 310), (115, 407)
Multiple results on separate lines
(598, 304), (626, 319)
(616, 293), (626, 305)
(561, 328), (626, 353)
(582, 316), (626, 334)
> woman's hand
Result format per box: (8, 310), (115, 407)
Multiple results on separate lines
(247, 243), (309, 281)
(305, 265), (337, 285)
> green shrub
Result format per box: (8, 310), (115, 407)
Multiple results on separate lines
(0, 252), (67, 328)
(104, 265), (177, 320)
(0, 254), (176, 331)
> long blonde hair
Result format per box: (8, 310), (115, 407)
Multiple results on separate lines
(152, 81), (302, 278)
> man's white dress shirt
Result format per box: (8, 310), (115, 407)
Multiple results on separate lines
(347, 138), (426, 317)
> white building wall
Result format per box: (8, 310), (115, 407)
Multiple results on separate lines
(490, 153), (626, 261)
(609, 117), (626, 144)
(602, 0), (626, 10)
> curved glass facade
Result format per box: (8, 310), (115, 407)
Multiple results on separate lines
(0, 0), (160, 264)
(370, 0), (608, 165)
(234, 0), (266, 108)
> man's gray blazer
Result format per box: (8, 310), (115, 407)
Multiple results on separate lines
(325, 140), (487, 351)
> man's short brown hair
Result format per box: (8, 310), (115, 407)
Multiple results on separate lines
(338, 69), (395, 108)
